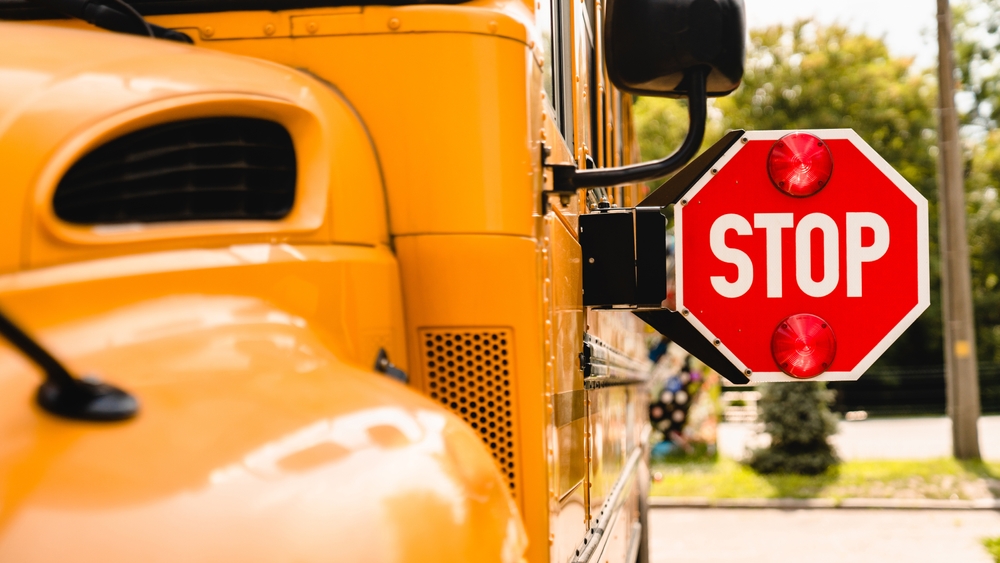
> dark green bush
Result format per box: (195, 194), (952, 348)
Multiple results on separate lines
(748, 383), (839, 475)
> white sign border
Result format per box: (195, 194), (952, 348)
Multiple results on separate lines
(674, 129), (931, 383)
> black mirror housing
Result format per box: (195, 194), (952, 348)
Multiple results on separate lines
(605, 0), (745, 98)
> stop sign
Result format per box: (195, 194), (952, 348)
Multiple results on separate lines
(674, 129), (930, 382)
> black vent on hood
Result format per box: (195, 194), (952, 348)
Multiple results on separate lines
(54, 117), (296, 224)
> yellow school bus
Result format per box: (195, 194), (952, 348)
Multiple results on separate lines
(0, 0), (743, 560)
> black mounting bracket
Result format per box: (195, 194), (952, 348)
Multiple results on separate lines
(0, 308), (138, 421)
(577, 131), (751, 385)
(375, 348), (408, 384)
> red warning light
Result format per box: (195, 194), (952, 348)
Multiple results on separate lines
(771, 313), (837, 379)
(767, 132), (834, 197)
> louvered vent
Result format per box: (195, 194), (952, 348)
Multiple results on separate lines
(419, 328), (519, 497)
(54, 118), (296, 224)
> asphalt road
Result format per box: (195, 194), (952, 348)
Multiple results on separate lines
(649, 508), (1000, 562)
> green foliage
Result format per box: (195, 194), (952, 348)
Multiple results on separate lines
(634, 98), (690, 162)
(748, 383), (839, 475)
(953, 0), (1000, 128)
(634, 97), (728, 162)
(716, 23), (939, 187)
(954, 1), (1000, 364)
(984, 536), (1000, 563)
(966, 129), (1000, 362)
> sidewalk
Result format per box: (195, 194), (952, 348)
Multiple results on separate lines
(717, 415), (1000, 461)
(649, 508), (1000, 563)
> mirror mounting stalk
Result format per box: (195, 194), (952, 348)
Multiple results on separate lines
(0, 308), (138, 421)
(27, 0), (193, 43)
(551, 67), (707, 192)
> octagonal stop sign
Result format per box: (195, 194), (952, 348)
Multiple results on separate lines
(674, 129), (930, 382)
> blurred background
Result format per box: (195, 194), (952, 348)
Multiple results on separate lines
(639, 1), (1000, 561)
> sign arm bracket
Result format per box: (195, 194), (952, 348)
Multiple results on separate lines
(634, 310), (750, 384)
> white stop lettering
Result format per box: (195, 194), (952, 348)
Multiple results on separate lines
(708, 212), (890, 298)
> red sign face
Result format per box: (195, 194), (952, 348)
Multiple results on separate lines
(674, 130), (930, 382)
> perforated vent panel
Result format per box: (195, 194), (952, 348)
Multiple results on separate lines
(420, 328), (518, 497)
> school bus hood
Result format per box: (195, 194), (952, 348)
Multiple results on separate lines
(0, 289), (525, 562)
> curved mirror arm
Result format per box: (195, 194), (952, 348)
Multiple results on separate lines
(551, 67), (708, 191)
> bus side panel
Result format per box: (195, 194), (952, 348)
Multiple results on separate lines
(395, 234), (548, 563)
(585, 310), (650, 560)
(180, 14), (538, 239)
(543, 212), (589, 563)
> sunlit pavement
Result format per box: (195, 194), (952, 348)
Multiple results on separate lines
(649, 508), (1000, 563)
(718, 416), (1000, 461)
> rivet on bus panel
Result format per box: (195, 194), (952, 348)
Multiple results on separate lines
(202, 26), (215, 37)
(388, 18), (401, 30)
(306, 21), (318, 34)
(263, 23), (275, 35)
(488, 21), (498, 33)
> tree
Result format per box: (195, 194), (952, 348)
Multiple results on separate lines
(966, 129), (1000, 362)
(747, 383), (839, 475)
(953, 0), (1000, 367)
(953, 0), (1000, 129)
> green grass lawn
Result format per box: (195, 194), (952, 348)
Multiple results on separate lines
(651, 457), (1000, 500)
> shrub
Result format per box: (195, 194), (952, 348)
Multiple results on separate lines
(747, 382), (839, 475)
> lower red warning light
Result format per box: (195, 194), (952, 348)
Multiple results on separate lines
(771, 313), (837, 379)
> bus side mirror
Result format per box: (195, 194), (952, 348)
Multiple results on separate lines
(604, 0), (745, 98)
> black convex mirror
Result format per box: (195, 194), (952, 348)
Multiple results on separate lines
(605, 0), (745, 97)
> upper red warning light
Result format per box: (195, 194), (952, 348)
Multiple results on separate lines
(767, 132), (834, 197)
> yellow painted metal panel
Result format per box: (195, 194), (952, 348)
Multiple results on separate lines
(541, 212), (590, 562)
(0, 244), (404, 370)
(395, 233), (547, 563)
(154, 3), (541, 238)
(0, 242), (526, 562)
(0, 23), (389, 271)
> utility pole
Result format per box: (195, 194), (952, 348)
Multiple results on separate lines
(936, 0), (981, 459)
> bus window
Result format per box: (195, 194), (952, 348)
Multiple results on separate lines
(536, 0), (556, 113)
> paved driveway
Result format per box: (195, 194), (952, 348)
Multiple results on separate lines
(650, 508), (1000, 563)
